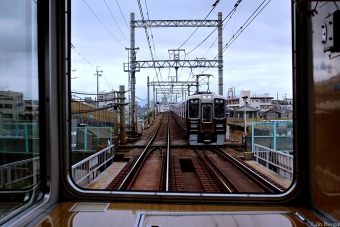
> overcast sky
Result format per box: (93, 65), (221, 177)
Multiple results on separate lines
(0, 1), (38, 100)
(0, 0), (292, 102)
(71, 0), (292, 105)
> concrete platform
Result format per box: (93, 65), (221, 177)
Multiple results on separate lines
(86, 162), (127, 189)
(245, 160), (292, 190)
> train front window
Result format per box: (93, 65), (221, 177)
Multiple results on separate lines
(202, 104), (212, 123)
(189, 99), (199, 119)
(68, 0), (293, 197)
(0, 0), (41, 224)
(214, 99), (225, 118)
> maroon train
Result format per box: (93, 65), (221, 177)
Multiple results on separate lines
(169, 92), (227, 145)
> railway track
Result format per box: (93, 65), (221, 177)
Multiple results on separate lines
(196, 147), (284, 193)
(107, 113), (284, 193)
(106, 113), (170, 190)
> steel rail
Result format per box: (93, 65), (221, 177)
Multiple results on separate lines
(213, 147), (283, 193)
(201, 148), (239, 192)
(158, 147), (165, 191)
(166, 113), (170, 191)
(193, 147), (233, 193)
(117, 113), (164, 190)
(126, 147), (156, 190)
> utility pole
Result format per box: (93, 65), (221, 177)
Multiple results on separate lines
(124, 13), (141, 135)
(218, 12), (223, 95)
(94, 66), (103, 107)
(118, 85), (126, 145)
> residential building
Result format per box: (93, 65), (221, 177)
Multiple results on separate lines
(249, 94), (274, 112)
(0, 90), (24, 121)
(19, 100), (39, 121)
(225, 89), (294, 119)
(226, 90), (274, 112)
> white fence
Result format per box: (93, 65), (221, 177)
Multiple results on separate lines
(0, 157), (40, 189)
(253, 144), (293, 180)
(71, 144), (115, 186)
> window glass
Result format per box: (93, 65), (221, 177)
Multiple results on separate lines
(214, 99), (225, 118)
(70, 0), (292, 194)
(202, 104), (212, 122)
(188, 99), (199, 118)
(0, 0), (40, 223)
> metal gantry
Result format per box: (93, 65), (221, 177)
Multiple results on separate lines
(148, 81), (198, 103)
(134, 59), (220, 68)
(125, 12), (224, 133)
(134, 19), (221, 27)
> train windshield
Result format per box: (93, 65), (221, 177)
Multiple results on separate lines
(188, 99), (199, 118)
(202, 104), (212, 123)
(214, 99), (225, 118)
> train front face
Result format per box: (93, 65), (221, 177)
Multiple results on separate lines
(187, 94), (226, 145)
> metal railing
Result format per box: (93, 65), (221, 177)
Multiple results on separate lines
(0, 122), (39, 154)
(71, 126), (113, 152)
(253, 144), (293, 180)
(252, 121), (293, 152)
(0, 157), (40, 189)
(71, 144), (115, 186)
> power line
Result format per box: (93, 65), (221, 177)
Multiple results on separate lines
(104, 0), (129, 45)
(71, 103), (118, 114)
(136, 0), (165, 94)
(82, 0), (125, 48)
(222, 0), (271, 53)
(187, 0), (242, 55)
(202, 0), (271, 74)
(71, 43), (96, 68)
(143, 0), (161, 78)
(136, 96), (148, 101)
(177, 0), (221, 50)
(201, 9), (237, 58)
(115, 0), (130, 31)
(71, 91), (116, 96)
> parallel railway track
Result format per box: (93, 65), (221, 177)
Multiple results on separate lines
(107, 113), (284, 193)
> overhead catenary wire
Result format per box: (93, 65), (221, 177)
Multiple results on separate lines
(222, 0), (270, 51)
(176, 0), (221, 82)
(201, 9), (237, 58)
(136, 0), (166, 95)
(187, 0), (243, 55)
(202, 0), (271, 74)
(177, 0), (221, 50)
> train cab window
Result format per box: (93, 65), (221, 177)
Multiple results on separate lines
(0, 0), (42, 223)
(9, 0), (340, 225)
(68, 0), (293, 198)
(214, 99), (225, 118)
(202, 104), (212, 123)
(188, 99), (199, 119)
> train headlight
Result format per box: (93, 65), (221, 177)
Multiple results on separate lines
(191, 124), (198, 128)
(216, 124), (223, 128)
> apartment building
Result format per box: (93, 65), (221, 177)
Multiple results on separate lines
(0, 90), (24, 121)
